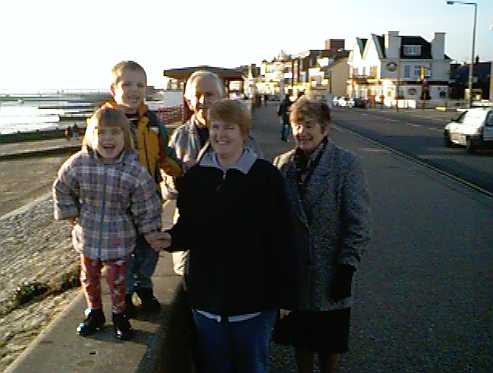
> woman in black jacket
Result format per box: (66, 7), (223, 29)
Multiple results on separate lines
(159, 99), (298, 373)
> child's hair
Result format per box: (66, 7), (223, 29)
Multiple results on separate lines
(289, 96), (332, 131)
(182, 70), (225, 123)
(83, 106), (134, 151)
(111, 60), (147, 85)
(208, 99), (251, 136)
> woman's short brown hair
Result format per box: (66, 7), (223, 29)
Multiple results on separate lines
(289, 96), (331, 131)
(208, 99), (251, 136)
(83, 106), (134, 152)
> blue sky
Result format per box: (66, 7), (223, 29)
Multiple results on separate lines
(1, 0), (492, 91)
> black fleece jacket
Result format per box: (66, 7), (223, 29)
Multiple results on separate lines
(168, 159), (299, 315)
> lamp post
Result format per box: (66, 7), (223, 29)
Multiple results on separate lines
(446, 1), (477, 108)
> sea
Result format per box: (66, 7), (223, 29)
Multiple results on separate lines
(0, 90), (183, 135)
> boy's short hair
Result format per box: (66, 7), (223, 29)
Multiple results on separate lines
(111, 60), (147, 85)
(184, 70), (225, 100)
(289, 96), (331, 131)
(83, 106), (134, 151)
(208, 99), (251, 136)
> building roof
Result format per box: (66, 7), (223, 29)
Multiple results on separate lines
(450, 62), (491, 83)
(373, 34), (452, 60)
(163, 65), (245, 81)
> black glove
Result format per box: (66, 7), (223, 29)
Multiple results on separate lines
(330, 264), (355, 302)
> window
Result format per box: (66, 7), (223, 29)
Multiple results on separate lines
(408, 88), (416, 95)
(404, 65), (411, 78)
(370, 66), (378, 78)
(453, 111), (467, 124)
(403, 45), (421, 56)
(486, 112), (493, 127)
(414, 66), (431, 79)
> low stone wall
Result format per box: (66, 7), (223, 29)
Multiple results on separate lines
(0, 195), (80, 371)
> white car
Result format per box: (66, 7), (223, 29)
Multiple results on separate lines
(444, 107), (493, 153)
(337, 97), (354, 108)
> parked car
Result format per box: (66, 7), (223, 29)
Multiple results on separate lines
(333, 96), (341, 107)
(353, 97), (368, 108)
(444, 107), (493, 153)
(338, 97), (354, 108)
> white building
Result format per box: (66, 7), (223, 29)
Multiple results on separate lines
(347, 31), (451, 107)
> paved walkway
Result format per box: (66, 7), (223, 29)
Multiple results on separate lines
(0, 138), (81, 159)
(5, 104), (492, 372)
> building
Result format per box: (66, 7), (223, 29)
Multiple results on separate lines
(348, 31), (451, 106)
(162, 65), (245, 94)
(327, 57), (349, 97)
(256, 40), (350, 97)
(449, 60), (491, 101)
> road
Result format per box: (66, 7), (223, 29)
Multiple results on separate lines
(250, 104), (493, 373)
(332, 108), (493, 195)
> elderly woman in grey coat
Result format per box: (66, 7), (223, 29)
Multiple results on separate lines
(273, 97), (371, 373)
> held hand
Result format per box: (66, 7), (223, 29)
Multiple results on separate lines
(144, 231), (172, 252)
(183, 160), (196, 172)
(279, 309), (291, 319)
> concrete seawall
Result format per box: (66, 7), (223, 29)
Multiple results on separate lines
(4, 201), (191, 373)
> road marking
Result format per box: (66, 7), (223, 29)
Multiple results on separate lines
(333, 123), (493, 199)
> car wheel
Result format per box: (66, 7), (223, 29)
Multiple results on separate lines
(466, 137), (476, 154)
(444, 131), (453, 147)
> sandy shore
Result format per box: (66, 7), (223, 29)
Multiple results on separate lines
(0, 154), (69, 218)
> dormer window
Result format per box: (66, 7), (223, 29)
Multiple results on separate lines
(403, 45), (421, 56)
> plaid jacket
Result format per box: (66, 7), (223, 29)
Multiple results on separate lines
(53, 148), (162, 260)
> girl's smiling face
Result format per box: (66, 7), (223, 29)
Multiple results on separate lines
(93, 125), (125, 160)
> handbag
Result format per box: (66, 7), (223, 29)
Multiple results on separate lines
(272, 311), (299, 346)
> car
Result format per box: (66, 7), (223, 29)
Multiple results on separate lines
(338, 97), (354, 108)
(333, 96), (341, 107)
(353, 97), (368, 108)
(444, 107), (493, 153)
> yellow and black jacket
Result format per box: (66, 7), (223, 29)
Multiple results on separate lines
(104, 101), (183, 184)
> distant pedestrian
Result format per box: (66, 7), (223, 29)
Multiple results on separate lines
(273, 97), (371, 373)
(72, 123), (80, 139)
(53, 107), (163, 340)
(277, 93), (292, 142)
(64, 126), (72, 141)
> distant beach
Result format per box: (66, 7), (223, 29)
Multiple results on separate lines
(0, 90), (183, 135)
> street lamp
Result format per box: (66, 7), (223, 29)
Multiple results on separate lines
(446, 1), (478, 108)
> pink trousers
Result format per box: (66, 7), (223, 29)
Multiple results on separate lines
(80, 255), (128, 314)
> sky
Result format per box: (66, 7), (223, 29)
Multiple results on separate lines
(1, 0), (492, 91)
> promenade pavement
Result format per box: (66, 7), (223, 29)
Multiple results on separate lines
(0, 138), (82, 159)
(4, 104), (492, 372)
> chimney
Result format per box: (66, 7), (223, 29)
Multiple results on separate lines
(431, 32), (445, 60)
(325, 39), (345, 52)
(384, 31), (400, 59)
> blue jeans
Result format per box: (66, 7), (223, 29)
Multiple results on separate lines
(192, 309), (277, 373)
(126, 235), (159, 293)
(281, 122), (291, 141)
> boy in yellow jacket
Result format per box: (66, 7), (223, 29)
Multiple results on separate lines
(109, 60), (181, 317)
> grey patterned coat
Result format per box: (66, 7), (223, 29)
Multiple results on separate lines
(273, 139), (371, 311)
